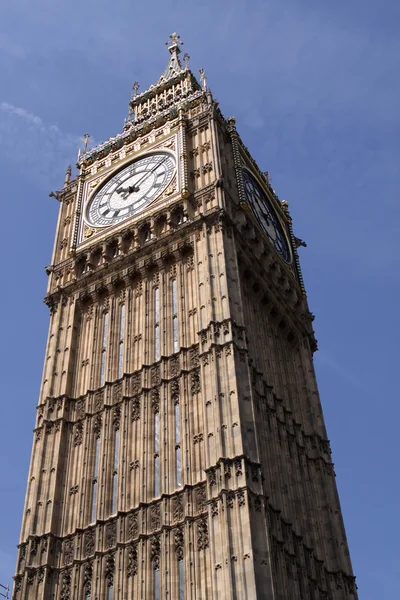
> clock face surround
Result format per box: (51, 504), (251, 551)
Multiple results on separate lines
(85, 151), (176, 228)
(242, 169), (291, 264)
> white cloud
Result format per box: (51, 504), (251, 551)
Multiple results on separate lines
(0, 102), (80, 189)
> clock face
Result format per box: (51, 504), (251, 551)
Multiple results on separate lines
(242, 169), (291, 264)
(86, 151), (176, 227)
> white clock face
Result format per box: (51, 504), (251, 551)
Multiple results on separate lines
(86, 151), (176, 227)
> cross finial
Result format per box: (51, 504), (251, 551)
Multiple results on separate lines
(166, 32), (183, 54)
(199, 68), (207, 91)
(132, 81), (140, 98)
(80, 133), (91, 153)
(183, 53), (190, 69)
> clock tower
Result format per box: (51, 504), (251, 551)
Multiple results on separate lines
(14, 34), (357, 599)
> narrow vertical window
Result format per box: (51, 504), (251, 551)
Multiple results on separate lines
(154, 568), (160, 600)
(154, 288), (160, 361)
(107, 586), (113, 600)
(172, 279), (178, 353)
(154, 410), (160, 497)
(178, 559), (184, 600)
(91, 436), (100, 523)
(100, 312), (109, 386)
(111, 429), (119, 514)
(175, 402), (182, 487)
(118, 304), (125, 378)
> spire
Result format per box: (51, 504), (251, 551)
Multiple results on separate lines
(156, 33), (187, 85)
(63, 165), (72, 188)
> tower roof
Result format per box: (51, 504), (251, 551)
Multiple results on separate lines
(77, 34), (205, 167)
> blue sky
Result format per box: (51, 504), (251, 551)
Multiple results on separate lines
(0, 0), (399, 596)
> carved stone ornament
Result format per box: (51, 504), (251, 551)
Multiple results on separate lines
(27, 571), (35, 585)
(171, 379), (180, 401)
(128, 512), (139, 539)
(30, 536), (39, 557)
(84, 530), (95, 556)
(73, 421), (83, 447)
(174, 527), (184, 561)
(127, 544), (138, 577)
(93, 414), (102, 438)
(37, 567), (45, 584)
(234, 458), (243, 477)
(83, 561), (93, 594)
(237, 490), (246, 507)
(207, 467), (217, 487)
(197, 518), (209, 551)
(105, 553), (115, 587)
(63, 539), (74, 565)
(76, 398), (85, 420)
(196, 485), (207, 512)
(150, 504), (161, 531)
(94, 391), (103, 412)
(211, 500), (218, 517)
(113, 406), (121, 431)
(173, 496), (184, 522)
(190, 370), (201, 395)
(14, 576), (23, 592)
(60, 569), (71, 600)
(170, 357), (180, 377)
(106, 521), (117, 548)
(151, 389), (160, 414)
(151, 365), (160, 386)
(190, 346), (199, 367)
(113, 382), (122, 403)
(151, 536), (161, 570)
(131, 396), (141, 421)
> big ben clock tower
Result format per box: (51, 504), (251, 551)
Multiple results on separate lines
(14, 34), (357, 599)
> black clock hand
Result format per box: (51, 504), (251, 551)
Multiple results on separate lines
(127, 156), (168, 194)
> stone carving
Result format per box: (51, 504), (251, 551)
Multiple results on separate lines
(131, 373), (141, 394)
(173, 496), (184, 522)
(226, 493), (234, 509)
(174, 527), (184, 561)
(190, 370), (201, 395)
(60, 569), (71, 600)
(170, 357), (180, 377)
(128, 512), (139, 538)
(106, 521), (117, 548)
(27, 571), (35, 585)
(151, 365), (160, 386)
(37, 567), (45, 584)
(94, 391), (103, 412)
(105, 554), (115, 587)
(76, 399), (85, 420)
(150, 505), (161, 531)
(234, 458), (243, 477)
(127, 544), (138, 577)
(131, 396), (141, 421)
(63, 539), (74, 565)
(224, 462), (231, 479)
(113, 406), (121, 431)
(254, 497), (262, 512)
(15, 576), (23, 592)
(237, 490), (246, 507)
(207, 467), (217, 487)
(113, 382), (122, 403)
(151, 536), (161, 570)
(211, 500), (218, 517)
(171, 379), (180, 401)
(84, 530), (95, 556)
(73, 422), (83, 447)
(83, 562), (92, 595)
(190, 346), (199, 368)
(30, 536), (39, 557)
(93, 414), (102, 438)
(196, 485), (207, 512)
(151, 389), (160, 414)
(197, 518), (209, 551)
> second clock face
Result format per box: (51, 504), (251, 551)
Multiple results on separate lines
(242, 169), (291, 264)
(86, 151), (176, 227)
